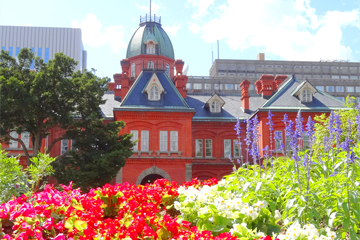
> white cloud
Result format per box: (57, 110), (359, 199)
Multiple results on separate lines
(136, 1), (165, 14)
(163, 23), (182, 37)
(188, 0), (360, 61)
(71, 13), (126, 52)
(187, 0), (214, 20)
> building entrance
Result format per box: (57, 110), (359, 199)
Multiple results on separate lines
(140, 174), (164, 185)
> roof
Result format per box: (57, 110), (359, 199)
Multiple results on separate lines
(100, 93), (121, 119)
(126, 23), (175, 59)
(186, 95), (267, 122)
(117, 70), (194, 112)
(258, 77), (346, 112)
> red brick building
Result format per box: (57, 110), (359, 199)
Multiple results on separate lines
(4, 15), (345, 185)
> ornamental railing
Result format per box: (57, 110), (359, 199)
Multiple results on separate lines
(140, 14), (161, 24)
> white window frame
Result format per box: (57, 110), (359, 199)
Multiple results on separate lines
(148, 61), (154, 69)
(166, 64), (170, 76)
(9, 131), (18, 149)
(303, 131), (309, 149)
(61, 139), (69, 155)
(274, 131), (283, 152)
(149, 85), (160, 101)
(193, 83), (202, 89)
(131, 130), (139, 151)
(141, 131), (149, 151)
(131, 63), (135, 77)
(233, 139), (240, 158)
(205, 139), (212, 157)
(346, 86), (355, 92)
(326, 86), (334, 92)
(160, 131), (168, 151)
(285, 135), (291, 152)
(170, 131), (178, 151)
(211, 100), (221, 113)
(147, 43), (155, 54)
(196, 139), (203, 157)
(21, 132), (30, 148)
(336, 86), (344, 92)
(302, 89), (311, 102)
(224, 139), (231, 158)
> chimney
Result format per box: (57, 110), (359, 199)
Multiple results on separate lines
(107, 82), (115, 91)
(257, 53), (265, 60)
(254, 75), (276, 98)
(274, 75), (288, 89)
(174, 59), (188, 98)
(240, 79), (250, 113)
(113, 59), (131, 102)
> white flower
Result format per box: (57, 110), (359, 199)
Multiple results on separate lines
(199, 207), (211, 215)
(174, 201), (181, 210)
(218, 179), (226, 187)
(274, 210), (282, 221)
(243, 206), (258, 219)
(241, 222), (247, 228)
(233, 198), (243, 210)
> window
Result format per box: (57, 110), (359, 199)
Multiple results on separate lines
(346, 86), (355, 92)
(234, 84), (240, 90)
(302, 89), (311, 102)
(16, 47), (20, 56)
(327, 86), (334, 92)
(274, 131), (283, 151)
(295, 66), (302, 69)
(247, 74), (254, 77)
(225, 84), (233, 90)
(331, 75), (339, 79)
(160, 131), (168, 151)
(323, 66), (330, 69)
(340, 67), (348, 70)
(37, 48), (42, 58)
(211, 100), (221, 113)
(193, 83), (202, 89)
(266, 65), (273, 68)
(9, 131), (18, 148)
(341, 76), (349, 79)
(257, 65), (264, 68)
(131, 63), (135, 77)
(358, 97), (360, 103)
(170, 131), (178, 151)
(233, 140), (240, 158)
(313, 66), (320, 69)
(249, 84), (255, 90)
(356, 86), (360, 92)
(331, 66), (339, 69)
(1, 46), (5, 51)
(131, 130), (138, 151)
(336, 86), (344, 92)
(21, 132), (30, 148)
(141, 131), (149, 151)
(304, 66), (310, 69)
(8, 47), (13, 57)
(224, 139), (231, 157)
(71, 140), (76, 150)
(350, 67), (357, 70)
(275, 65), (283, 68)
(214, 84), (219, 90)
(45, 48), (49, 63)
(285, 135), (291, 152)
(166, 64), (170, 76)
(205, 84), (212, 90)
(147, 42), (155, 54)
(149, 85), (160, 101)
(196, 139), (203, 157)
(303, 131), (309, 148)
(350, 76), (359, 80)
(205, 139), (212, 157)
(148, 61), (154, 69)
(61, 139), (69, 155)
(186, 83), (192, 89)
(338, 97), (345, 101)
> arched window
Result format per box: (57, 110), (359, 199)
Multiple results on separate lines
(302, 89), (311, 102)
(148, 61), (154, 69)
(166, 64), (170, 76)
(149, 85), (160, 101)
(211, 100), (221, 113)
(131, 63), (135, 77)
(147, 42), (155, 54)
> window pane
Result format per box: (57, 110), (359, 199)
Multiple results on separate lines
(193, 83), (202, 89)
(336, 86), (344, 92)
(9, 131), (18, 148)
(141, 131), (149, 151)
(21, 132), (30, 148)
(186, 83), (192, 89)
(274, 131), (283, 151)
(37, 48), (42, 58)
(346, 86), (354, 92)
(303, 131), (309, 149)
(166, 64), (170, 76)
(170, 131), (178, 151)
(131, 130), (138, 151)
(196, 139), (203, 157)
(326, 86), (334, 92)
(233, 140), (240, 158)
(131, 63), (135, 77)
(160, 131), (168, 151)
(45, 48), (49, 63)
(205, 139), (212, 157)
(16, 47), (20, 56)
(61, 139), (69, 155)
(224, 139), (231, 157)
(316, 86), (324, 91)
(30, 48), (35, 69)
(356, 86), (360, 92)
(8, 47), (13, 57)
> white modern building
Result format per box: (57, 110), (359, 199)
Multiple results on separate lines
(0, 26), (87, 72)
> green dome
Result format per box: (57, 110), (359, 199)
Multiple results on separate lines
(126, 22), (175, 60)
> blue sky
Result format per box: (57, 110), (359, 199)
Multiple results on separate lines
(0, 0), (359, 80)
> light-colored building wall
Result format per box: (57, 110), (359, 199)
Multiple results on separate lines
(0, 26), (86, 71)
(187, 54), (360, 103)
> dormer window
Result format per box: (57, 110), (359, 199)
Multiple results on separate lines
(144, 73), (165, 101)
(302, 89), (311, 102)
(149, 85), (160, 100)
(166, 64), (170, 76)
(131, 63), (135, 77)
(147, 42), (155, 54)
(211, 100), (221, 113)
(205, 94), (225, 113)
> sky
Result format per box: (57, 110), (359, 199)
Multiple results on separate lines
(0, 0), (359, 81)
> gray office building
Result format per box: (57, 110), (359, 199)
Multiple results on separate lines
(0, 26), (87, 71)
(187, 53), (360, 103)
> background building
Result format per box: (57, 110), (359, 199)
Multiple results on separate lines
(0, 25), (87, 72)
(187, 54), (360, 103)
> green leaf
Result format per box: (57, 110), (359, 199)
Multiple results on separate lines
(342, 202), (350, 218)
(64, 217), (76, 230)
(298, 206), (305, 218)
(74, 220), (87, 231)
(343, 217), (350, 231)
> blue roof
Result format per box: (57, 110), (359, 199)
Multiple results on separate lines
(118, 70), (193, 112)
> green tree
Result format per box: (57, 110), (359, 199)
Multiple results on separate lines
(0, 48), (133, 189)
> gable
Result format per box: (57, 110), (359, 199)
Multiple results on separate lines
(118, 70), (191, 111)
(144, 73), (165, 94)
